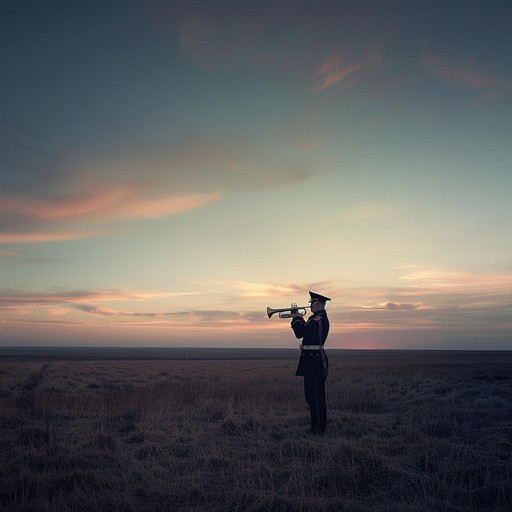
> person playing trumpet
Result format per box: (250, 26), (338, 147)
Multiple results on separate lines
(291, 291), (331, 435)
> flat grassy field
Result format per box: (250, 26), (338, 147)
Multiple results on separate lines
(1, 349), (511, 512)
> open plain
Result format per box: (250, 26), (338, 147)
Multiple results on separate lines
(0, 349), (511, 512)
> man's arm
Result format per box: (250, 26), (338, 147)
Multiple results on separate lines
(291, 316), (306, 338)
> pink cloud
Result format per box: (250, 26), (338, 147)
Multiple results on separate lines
(426, 53), (502, 90)
(399, 267), (512, 293)
(0, 186), (221, 244)
(0, 188), (131, 220)
(0, 230), (108, 244)
(48, 307), (73, 316)
(198, 279), (337, 303)
(0, 289), (182, 310)
(314, 49), (381, 92)
(1, 272), (511, 348)
(1, 135), (310, 246)
(361, 302), (422, 311)
(0, 189), (220, 222)
(108, 191), (221, 219)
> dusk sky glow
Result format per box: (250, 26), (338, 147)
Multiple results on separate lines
(1, 0), (511, 349)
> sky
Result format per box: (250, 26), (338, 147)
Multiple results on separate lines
(1, 0), (511, 349)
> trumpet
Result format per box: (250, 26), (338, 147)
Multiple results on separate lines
(267, 303), (310, 319)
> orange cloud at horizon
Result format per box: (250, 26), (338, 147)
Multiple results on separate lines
(399, 267), (512, 293)
(1, 265), (511, 349)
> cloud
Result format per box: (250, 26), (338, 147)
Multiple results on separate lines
(399, 267), (512, 294)
(361, 302), (422, 311)
(1, 136), (313, 244)
(0, 288), (247, 319)
(1, 269), (511, 348)
(313, 49), (381, 92)
(330, 266), (512, 342)
(0, 230), (109, 244)
(197, 279), (337, 303)
(164, 1), (392, 91)
(0, 280), (337, 329)
(346, 267), (512, 316)
(0, 286), (269, 336)
(219, 281), (304, 299)
(0, 188), (220, 222)
(113, 138), (313, 191)
(0, 289), (184, 310)
(384, 302), (420, 311)
(71, 304), (121, 316)
(426, 53), (502, 90)
(172, 8), (285, 68)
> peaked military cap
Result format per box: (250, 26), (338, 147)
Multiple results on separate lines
(309, 291), (331, 303)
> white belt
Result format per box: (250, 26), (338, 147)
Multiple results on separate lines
(300, 344), (324, 350)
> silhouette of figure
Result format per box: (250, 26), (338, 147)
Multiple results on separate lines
(291, 291), (330, 435)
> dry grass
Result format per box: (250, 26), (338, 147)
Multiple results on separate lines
(1, 350), (511, 511)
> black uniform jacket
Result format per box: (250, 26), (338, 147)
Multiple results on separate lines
(291, 309), (329, 377)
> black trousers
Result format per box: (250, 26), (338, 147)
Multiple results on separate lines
(304, 375), (327, 434)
